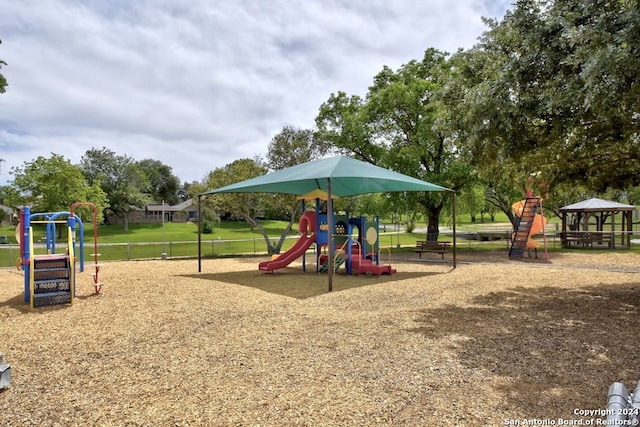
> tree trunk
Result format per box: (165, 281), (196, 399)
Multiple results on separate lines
(122, 213), (129, 232)
(271, 220), (295, 254)
(486, 192), (516, 226)
(244, 212), (296, 255)
(424, 203), (444, 242)
(426, 214), (439, 242)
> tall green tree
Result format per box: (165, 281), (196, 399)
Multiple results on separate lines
(81, 147), (150, 231)
(458, 184), (486, 223)
(201, 127), (325, 254)
(202, 158), (278, 248)
(177, 181), (196, 202)
(0, 184), (19, 207)
(263, 126), (326, 252)
(443, 37), (530, 225)
(317, 49), (474, 240)
(466, 0), (640, 193)
(9, 153), (107, 220)
(267, 126), (325, 170)
(137, 159), (180, 205)
(315, 91), (381, 162)
(186, 181), (217, 233)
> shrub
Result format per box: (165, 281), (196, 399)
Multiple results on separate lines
(202, 221), (213, 234)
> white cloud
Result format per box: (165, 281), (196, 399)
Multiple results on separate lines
(0, 0), (511, 185)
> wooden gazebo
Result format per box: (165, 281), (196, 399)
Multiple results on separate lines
(559, 198), (635, 248)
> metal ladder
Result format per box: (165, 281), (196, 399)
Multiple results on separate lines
(509, 197), (540, 260)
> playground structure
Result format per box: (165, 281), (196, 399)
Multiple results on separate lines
(259, 198), (396, 276)
(19, 203), (102, 310)
(509, 196), (548, 261)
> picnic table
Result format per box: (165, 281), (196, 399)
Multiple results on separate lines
(561, 231), (613, 248)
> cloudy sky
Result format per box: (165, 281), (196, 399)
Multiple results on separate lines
(0, 0), (511, 185)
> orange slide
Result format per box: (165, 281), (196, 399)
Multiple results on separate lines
(512, 200), (547, 250)
(258, 211), (316, 272)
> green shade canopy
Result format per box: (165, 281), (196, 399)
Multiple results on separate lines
(198, 156), (455, 290)
(200, 156), (451, 196)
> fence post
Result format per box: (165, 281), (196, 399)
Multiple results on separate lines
(127, 242), (131, 260)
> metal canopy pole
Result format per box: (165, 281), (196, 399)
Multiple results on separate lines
(452, 192), (457, 269)
(198, 195), (202, 273)
(327, 178), (334, 292)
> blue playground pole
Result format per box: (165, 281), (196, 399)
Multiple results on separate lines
(46, 218), (55, 254)
(48, 211), (85, 272)
(22, 207), (31, 303)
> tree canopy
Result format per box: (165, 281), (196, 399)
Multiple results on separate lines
(200, 126), (326, 254)
(81, 147), (150, 230)
(463, 0), (640, 193)
(202, 158), (267, 221)
(3, 0), (639, 228)
(316, 49), (475, 239)
(138, 159), (181, 205)
(9, 153), (108, 221)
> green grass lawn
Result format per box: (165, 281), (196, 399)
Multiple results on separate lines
(0, 219), (426, 266)
(0, 220), (301, 267)
(0, 208), (556, 245)
(0, 220), (296, 244)
(1, 215), (637, 268)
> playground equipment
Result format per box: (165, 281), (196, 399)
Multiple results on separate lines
(317, 214), (396, 275)
(509, 197), (548, 260)
(259, 197), (396, 276)
(0, 352), (10, 389)
(258, 211), (317, 272)
(606, 381), (640, 425)
(18, 204), (102, 310)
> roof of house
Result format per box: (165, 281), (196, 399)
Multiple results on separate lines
(0, 204), (14, 215)
(146, 199), (194, 212)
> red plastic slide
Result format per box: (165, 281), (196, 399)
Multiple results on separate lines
(258, 211), (316, 272)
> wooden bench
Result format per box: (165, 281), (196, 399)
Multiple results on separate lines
(590, 232), (613, 247)
(562, 231), (617, 248)
(414, 240), (450, 260)
(561, 232), (592, 248)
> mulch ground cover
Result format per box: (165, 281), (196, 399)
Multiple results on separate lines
(1, 251), (639, 426)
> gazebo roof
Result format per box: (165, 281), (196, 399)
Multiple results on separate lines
(560, 197), (635, 212)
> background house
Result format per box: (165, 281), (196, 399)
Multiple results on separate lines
(106, 199), (198, 225)
(0, 204), (15, 226)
